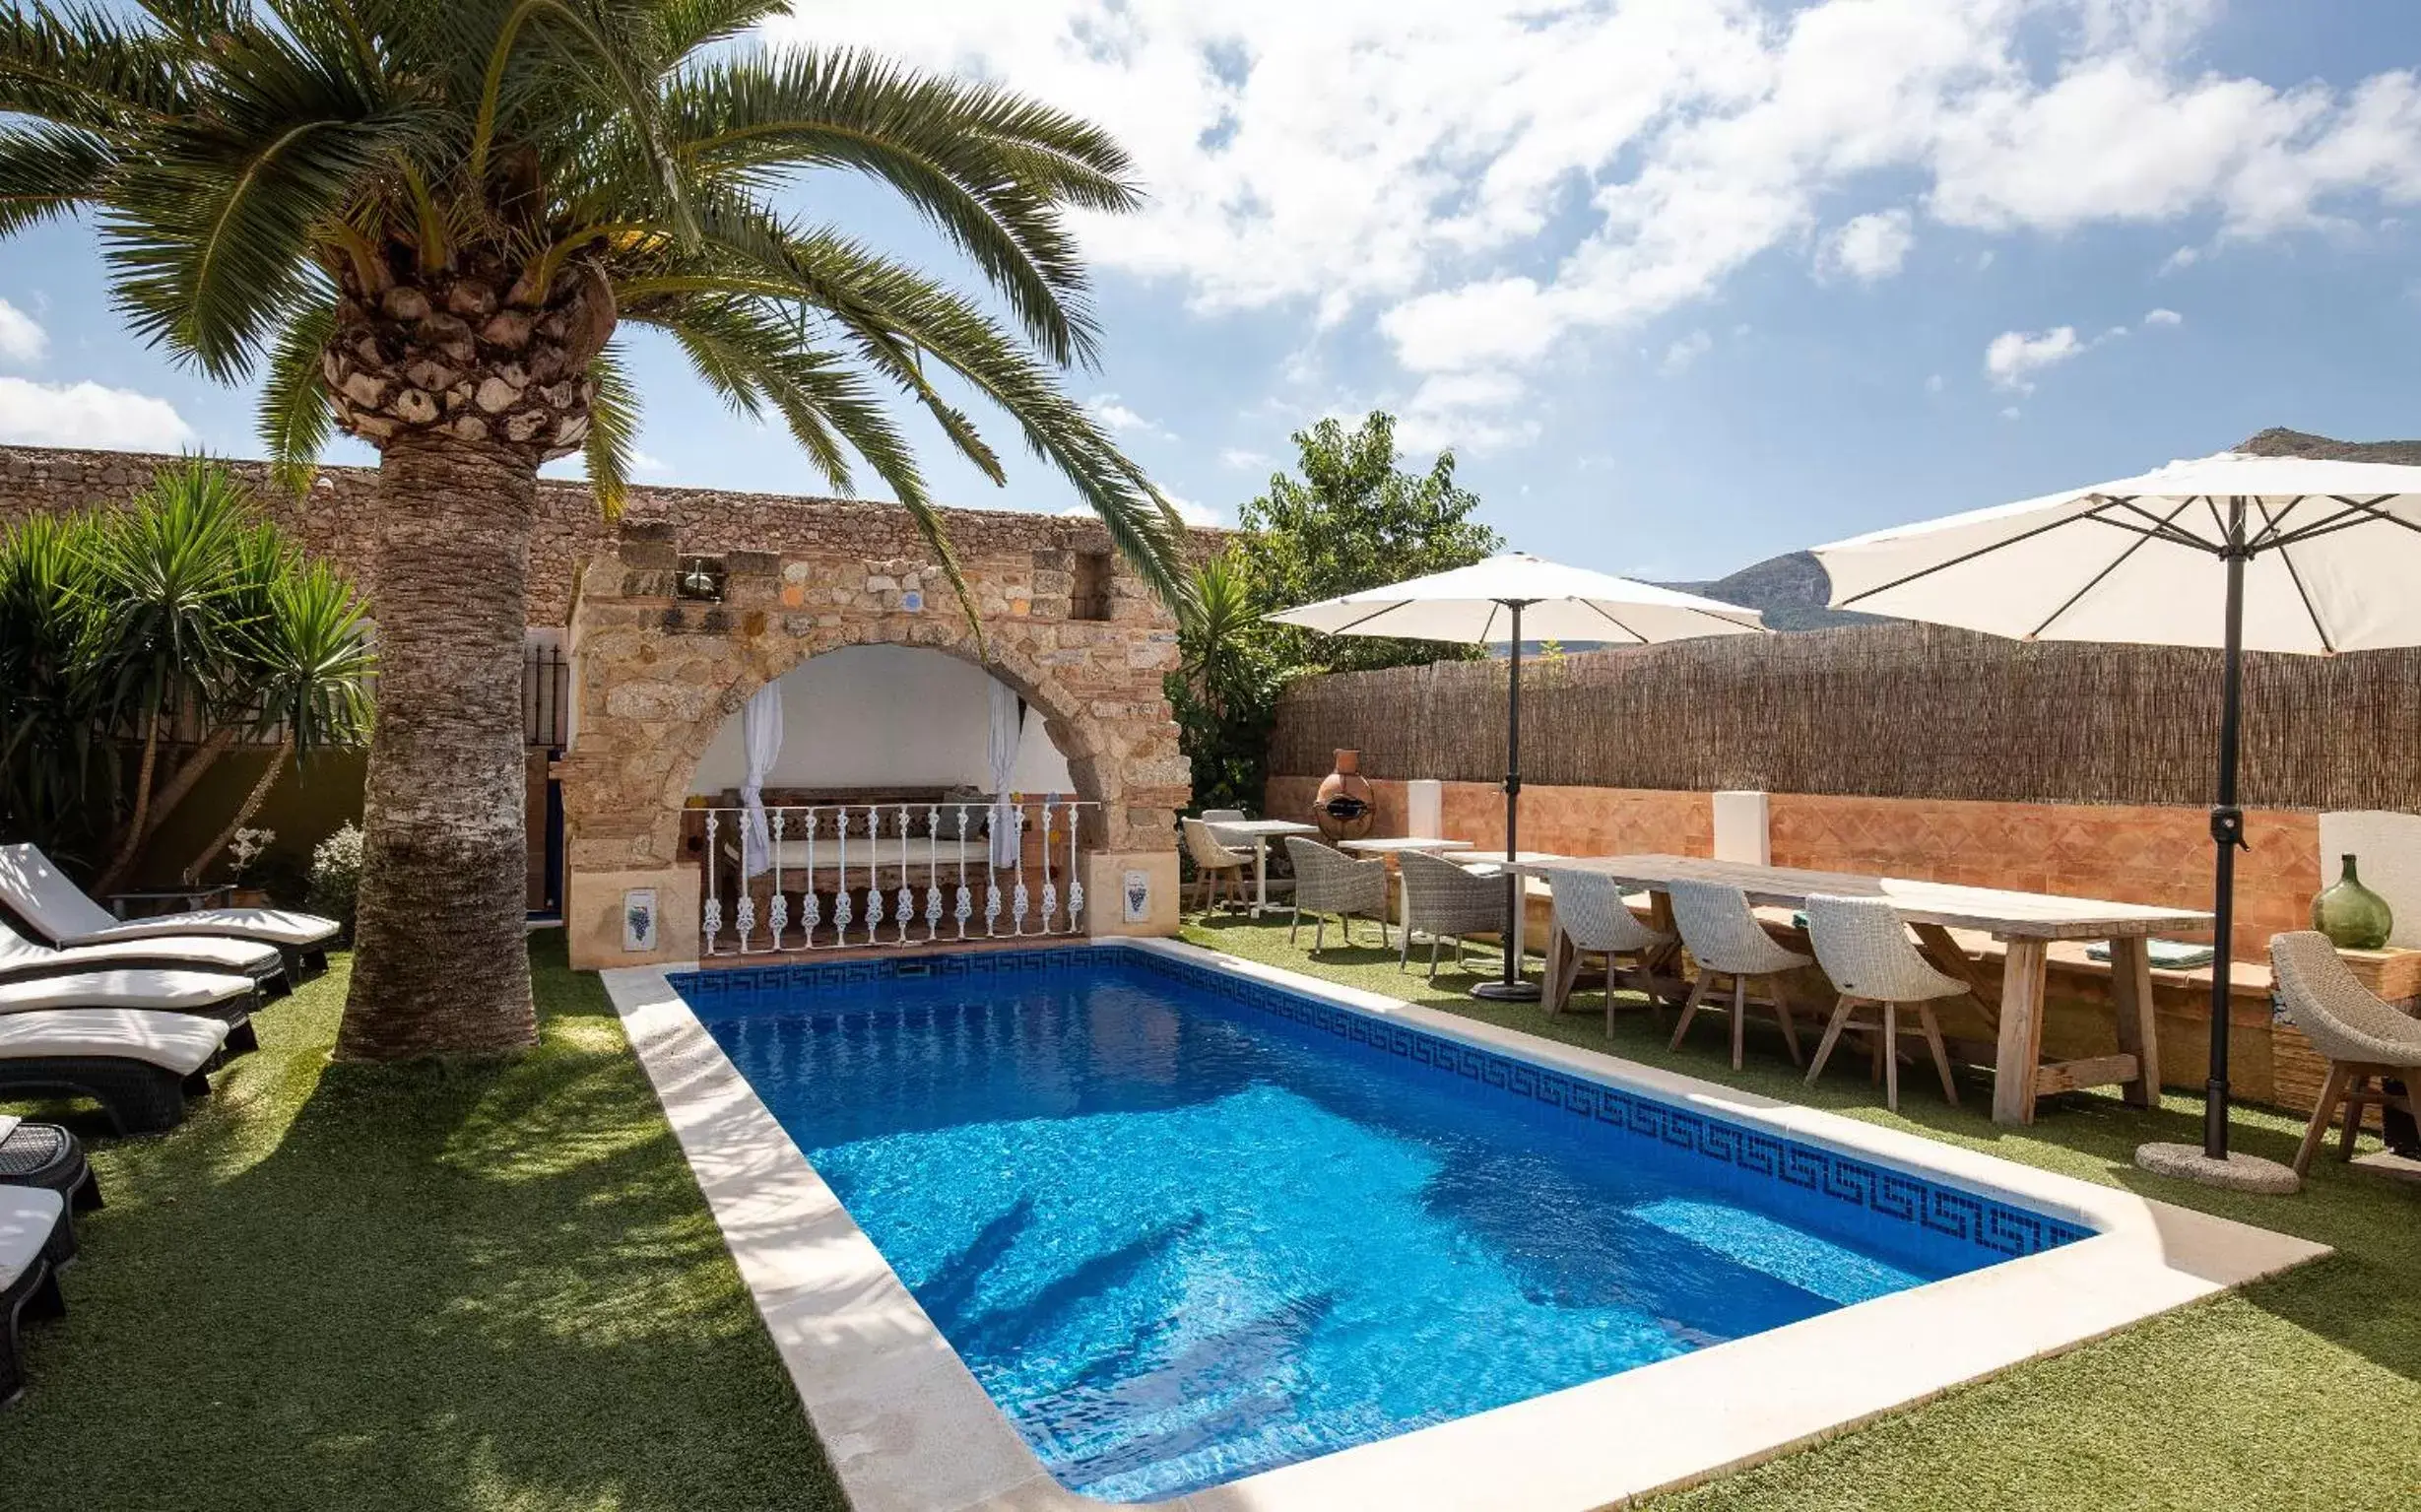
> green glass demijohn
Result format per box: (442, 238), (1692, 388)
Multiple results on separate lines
(2311, 853), (2393, 952)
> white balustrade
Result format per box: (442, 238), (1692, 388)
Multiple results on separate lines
(696, 798), (1099, 956)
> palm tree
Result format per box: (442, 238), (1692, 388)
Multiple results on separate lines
(1, 1), (1186, 1059)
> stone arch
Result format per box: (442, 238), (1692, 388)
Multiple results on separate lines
(654, 620), (1121, 862)
(556, 527), (1187, 966)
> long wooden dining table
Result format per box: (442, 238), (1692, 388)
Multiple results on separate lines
(1511, 854), (2216, 1126)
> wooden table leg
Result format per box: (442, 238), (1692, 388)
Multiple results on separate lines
(1911, 922), (1997, 1029)
(2110, 935), (2162, 1109)
(1993, 937), (2051, 1126)
(1544, 925), (1569, 1014)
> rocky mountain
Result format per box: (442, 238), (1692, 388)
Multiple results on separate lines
(1659, 550), (1879, 632)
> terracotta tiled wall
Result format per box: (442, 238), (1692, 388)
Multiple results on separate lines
(1263, 775), (2315, 961)
(1767, 793), (2315, 962)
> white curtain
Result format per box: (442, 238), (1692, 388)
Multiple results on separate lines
(987, 680), (1023, 867)
(740, 680), (785, 877)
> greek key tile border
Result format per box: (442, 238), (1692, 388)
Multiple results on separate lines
(1123, 951), (2094, 1264)
(669, 946), (1088, 1004)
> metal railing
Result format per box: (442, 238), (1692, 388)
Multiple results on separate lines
(698, 799), (1095, 956)
(525, 644), (570, 750)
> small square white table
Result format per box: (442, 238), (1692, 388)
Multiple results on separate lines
(1207, 819), (1320, 917)
(1337, 837), (1475, 857)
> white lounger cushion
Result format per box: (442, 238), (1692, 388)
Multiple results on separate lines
(0, 1009), (231, 1075)
(0, 915), (281, 980)
(0, 843), (338, 951)
(0, 968), (257, 1016)
(0, 1186), (64, 1290)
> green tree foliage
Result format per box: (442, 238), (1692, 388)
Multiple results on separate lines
(1240, 411), (1503, 674)
(1170, 412), (1501, 814)
(1169, 548), (1295, 814)
(0, 463), (373, 879)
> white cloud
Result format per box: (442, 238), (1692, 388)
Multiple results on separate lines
(631, 449), (672, 474)
(1985, 326), (2095, 391)
(1819, 208), (1916, 282)
(1163, 492), (1220, 527)
(1660, 328), (1713, 373)
(2143, 305), (2184, 325)
(1085, 392), (1172, 439)
(1218, 446), (1270, 470)
(0, 298), (44, 365)
(1396, 368), (1537, 454)
(0, 377), (195, 450)
(1067, 492), (1219, 527)
(2001, 405), (2023, 420)
(785, 2), (2421, 441)
(1925, 372), (1945, 393)
(2160, 243), (2203, 274)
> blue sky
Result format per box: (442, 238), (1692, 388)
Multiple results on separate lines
(3, 0), (2419, 580)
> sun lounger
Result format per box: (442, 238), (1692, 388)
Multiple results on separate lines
(0, 912), (286, 994)
(0, 1185), (66, 1407)
(0, 968), (259, 1055)
(0, 1009), (235, 1135)
(0, 843), (338, 976)
(0, 1115), (100, 1235)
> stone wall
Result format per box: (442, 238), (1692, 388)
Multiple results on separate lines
(0, 442), (1196, 627)
(560, 519), (1188, 967)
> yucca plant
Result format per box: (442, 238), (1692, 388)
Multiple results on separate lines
(183, 549), (375, 886)
(0, 512), (119, 863)
(1, 0), (1186, 1057)
(82, 461), (248, 890)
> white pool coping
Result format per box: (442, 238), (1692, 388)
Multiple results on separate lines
(603, 938), (2329, 1512)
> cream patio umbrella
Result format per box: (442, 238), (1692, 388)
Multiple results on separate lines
(1269, 552), (1767, 1000)
(1813, 450), (2421, 1182)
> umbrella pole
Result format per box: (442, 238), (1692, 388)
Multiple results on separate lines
(2204, 505), (2251, 1160)
(1473, 599), (1538, 1001)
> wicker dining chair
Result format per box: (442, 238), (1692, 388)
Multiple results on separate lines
(1180, 818), (1252, 912)
(1800, 894), (1963, 1112)
(1541, 868), (1671, 1031)
(1398, 847), (1510, 981)
(1200, 808), (1249, 848)
(1665, 879), (1811, 1071)
(2270, 931), (2421, 1176)
(1283, 835), (1391, 953)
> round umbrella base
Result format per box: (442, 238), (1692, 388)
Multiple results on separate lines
(2132, 1142), (2301, 1195)
(1471, 979), (1542, 1002)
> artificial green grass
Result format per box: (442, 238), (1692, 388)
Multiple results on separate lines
(0, 936), (845, 1512)
(1184, 912), (2421, 1512)
(6, 922), (2413, 1511)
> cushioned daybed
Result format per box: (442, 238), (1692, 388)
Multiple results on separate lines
(0, 913), (286, 995)
(0, 968), (260, 1055)
(0, 843), (337, 977)
(0, 1009), (235, 1135)
(0, 1185), (66, 1408)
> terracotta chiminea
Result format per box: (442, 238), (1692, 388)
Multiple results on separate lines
(1314, 749), (1376, 840)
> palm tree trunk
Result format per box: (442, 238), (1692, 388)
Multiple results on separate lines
(95, 708), (163, 894)
(183, 738), (290, 886)
(336, 434), (537, 1060)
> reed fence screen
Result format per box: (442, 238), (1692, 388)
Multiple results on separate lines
(1268, 623), (2421, 812)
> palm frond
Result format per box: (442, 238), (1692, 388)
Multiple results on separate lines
(666, 49), (1139, 366)
(580, 338), (641, 514)
(0, 122), (114, 235)
(0, 2), (198, 128)
(256, 291), (338, 493)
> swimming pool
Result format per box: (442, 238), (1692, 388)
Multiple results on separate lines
(672, 947), (2093, 1503)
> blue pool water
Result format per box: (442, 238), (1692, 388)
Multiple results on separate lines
(678, 950), (2087, 1502)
